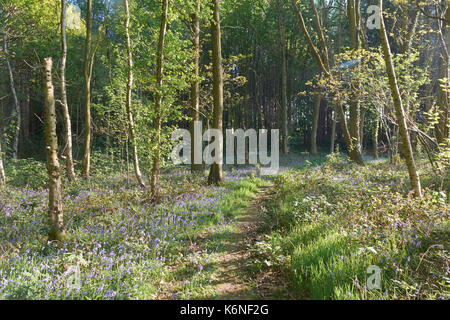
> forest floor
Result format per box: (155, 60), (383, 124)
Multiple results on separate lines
(0, 153), (447, 300)
(155, 181), (296, 300)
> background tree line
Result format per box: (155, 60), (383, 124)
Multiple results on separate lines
(0, 0), (448, 197)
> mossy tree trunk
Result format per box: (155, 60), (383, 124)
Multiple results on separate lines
(43, 58), (67, 241)
(346, 0), (364, 165)
(379, 0), (422, 197)
(82, 0), (92, 179)
(208, 0), (224, 185)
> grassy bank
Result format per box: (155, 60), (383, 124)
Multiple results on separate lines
(260, 154), (449, 300)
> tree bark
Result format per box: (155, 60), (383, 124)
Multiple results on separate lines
(43, 58), (67, 241)
(379, 0), (422, 197)
(2, 34), (20, 160)
(347, 0), (364, 165)
(373, 117), (379, 160)
(0, 125), (5, 186)
(82, 0), (93, 179)
(311, 91), (321, 155)
(190, 0), (203, 173)
(436, 4), (449, 145)
(277, 0), (289, 154)
(124, 0), (145, 188)
(151, 0), (169, 199)
(60, 0), (76, 181)
(208, 0), (224, 185)
(330, 109), (336, 153)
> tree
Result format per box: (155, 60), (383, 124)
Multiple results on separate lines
(2, 33), (20, 160)
(276, 0), (288, 154)
(346, 0), (364, 165)
(379, 0), (422, 197)
(82, 0), (93, 179)
(60, 0), (76, 181)
(290, 0), (363, 163)
(0, 137), (5, 186)
(124, 0), (145, 188)
(207, 0), (224, 185)
(151, 0), (169, 199)
(190, 0), (204, 173)
(43, 58), (67, 241)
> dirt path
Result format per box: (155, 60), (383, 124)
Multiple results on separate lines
(208, 184), (292, 300)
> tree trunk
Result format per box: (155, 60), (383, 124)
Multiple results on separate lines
(360, 107), (366, 152)
(208, 0), (224, 185)
(151, 0), (169, 199)
(277, 0), (288, 154)
(190, 0), (203, 173)
(330, 109), (336, 153)
(43, 58), (67, 241)
(0, 122), (5, 186)
(436, 5), (450, 145)
(2, 34), (20, 159)
(373, 116), (379, 160)
(347, 0), (364, 165)
(82, 0), (92, 179)
(124, 0), (145, 188)
(311, 91), (321, 155)
(379, 0), (422, 197)
(60, 0), (76, 181)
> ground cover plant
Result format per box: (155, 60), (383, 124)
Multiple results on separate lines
(259, 154), (449, 300)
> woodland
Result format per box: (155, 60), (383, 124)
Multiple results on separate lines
(0, 0), (448, 300)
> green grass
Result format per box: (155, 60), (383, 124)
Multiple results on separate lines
(260, 153), (449, 300)
(155, 176), (268, 300)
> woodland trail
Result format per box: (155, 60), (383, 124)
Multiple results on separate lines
(206, 184), (293, 300)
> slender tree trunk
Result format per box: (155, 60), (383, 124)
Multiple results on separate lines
(347, 0), (364, 165)
(311, 91), (321, 155)
(360, 107), (366, 152)
(151, 0), (169, 199)
(190, 0), (203, 173)
(2, 34), (20, 159)
(335, 103), (355, 157)
(436, 5), (450, 145)
(330, 109), (336, 153)
(0, 100), (4, 186)
(43, 58), (67, 241)
(60, 0), (76, 181)
(208, 0), (224, 185)
(0, 118), (5, 186)
(124, 0), (145, 188)
(82, 0), (92, 179)
(379, 0), (422, 197)
(373, 116), (379, 159)
(277, 0), (288, 154)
